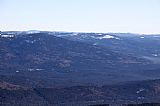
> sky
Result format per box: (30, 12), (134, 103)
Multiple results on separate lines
(0, 0), (160, 34)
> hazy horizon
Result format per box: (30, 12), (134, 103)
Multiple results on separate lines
(1, 30), (160, 35)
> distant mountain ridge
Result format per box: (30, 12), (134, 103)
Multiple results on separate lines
(1, 32), (159, 87)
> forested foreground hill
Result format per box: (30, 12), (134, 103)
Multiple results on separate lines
(1, 79), (160, 106)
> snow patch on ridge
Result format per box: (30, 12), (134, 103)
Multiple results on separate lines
(26, 30), (40, 34)
(98, 35), (120, 40)
(1, 35), (14, 38)
(140, 36), (145, 39)
(136, 88), (145, 94)
(152, 54), (158, 57)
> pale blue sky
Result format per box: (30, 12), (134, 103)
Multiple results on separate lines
(0, 0), (160, 34)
